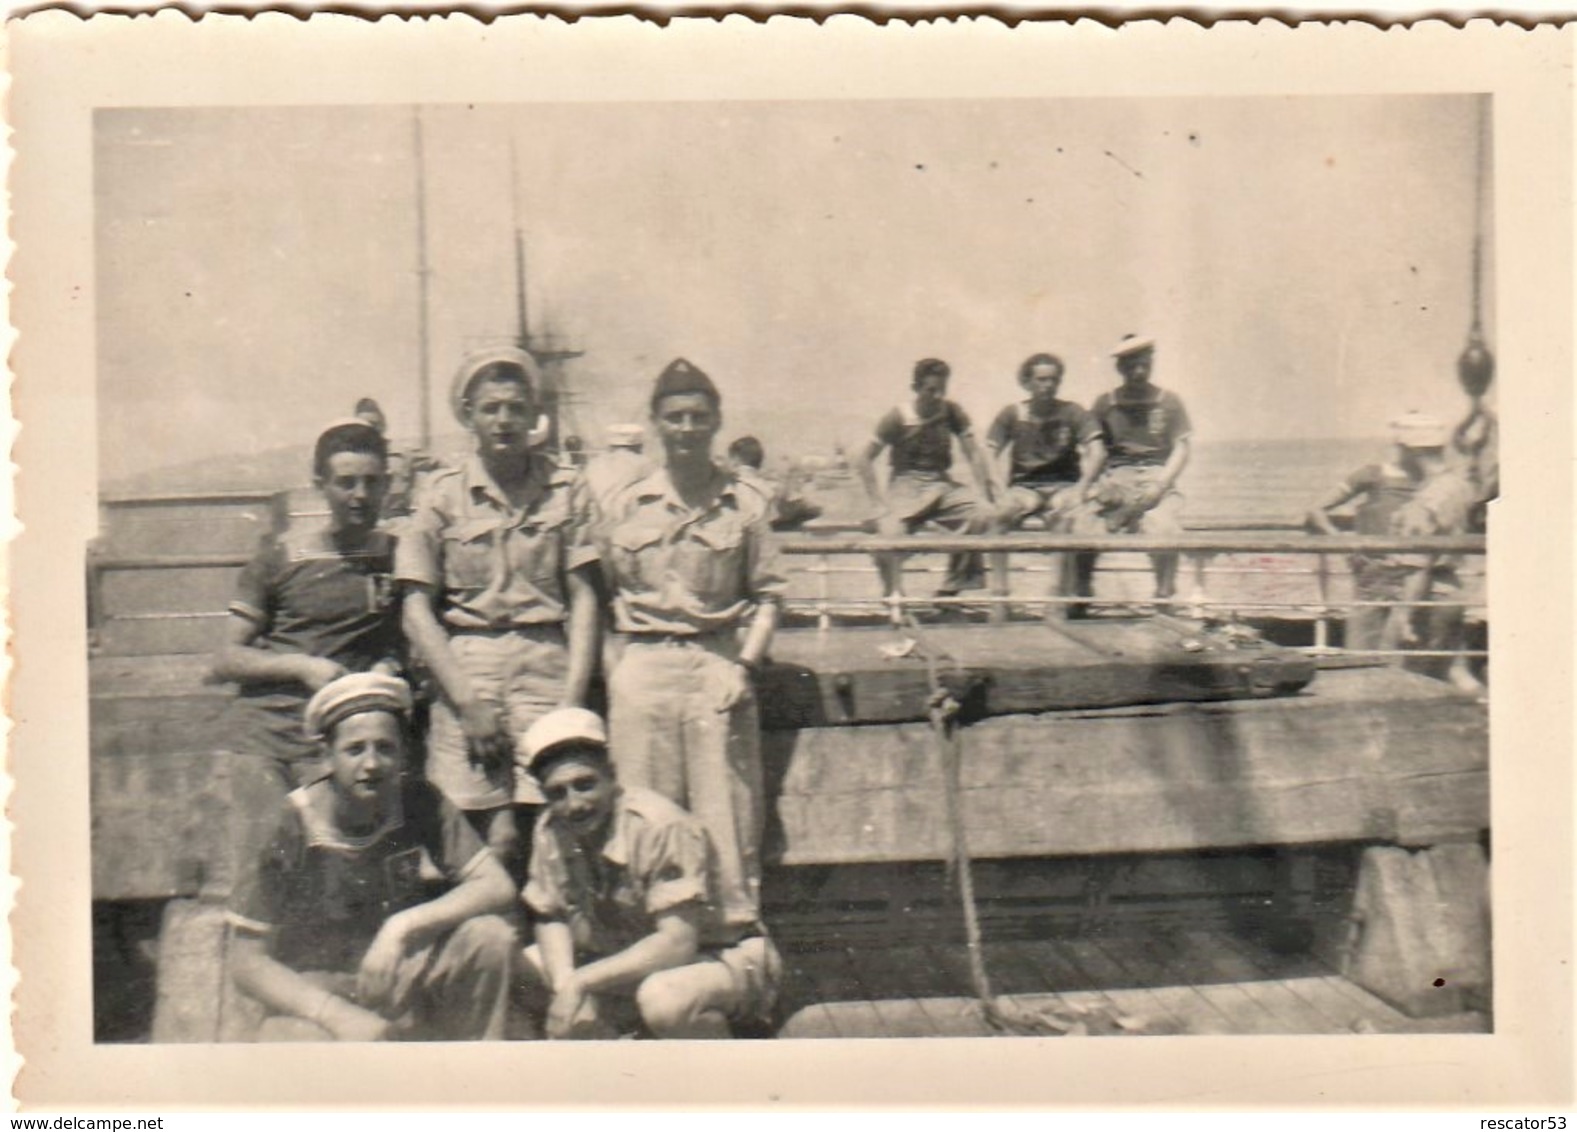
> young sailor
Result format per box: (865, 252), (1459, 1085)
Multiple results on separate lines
(227, 673), (517, 1042)
(1087, 334), (1193, 603)
(986, 352), (1104, 614)
(211, 418), (404, 874)
(583, 358), (782, 940)
(857, 358), (996, 599)
(516, 708), (781, 1039)
(396, 347), (600, 878)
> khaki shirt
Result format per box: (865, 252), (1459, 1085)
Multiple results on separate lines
(584, 465), (785, 636)
(396, 453), (586, 630)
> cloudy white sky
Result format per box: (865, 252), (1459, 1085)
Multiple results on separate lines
(95, 94), (1492, 486)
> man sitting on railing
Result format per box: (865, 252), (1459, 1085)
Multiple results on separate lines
(986, 352), (1105, 617)
(726, 435), (824, 532)
(1087, 334), (1192, 606)
(857, 358), (996, 601)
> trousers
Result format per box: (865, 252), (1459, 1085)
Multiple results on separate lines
(607, 637), (763, 930)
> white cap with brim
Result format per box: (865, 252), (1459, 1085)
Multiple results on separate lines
(518, 707), (610, 776)
(304, 672), (413, 741)
(1112, 334), (1157, 358)
(449, 346), (544, 425)
(1389, 411), (1448, 449)
(606, 424), (645, 449)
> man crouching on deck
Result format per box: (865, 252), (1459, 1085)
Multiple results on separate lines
(516, 707), (782, 1039)
(227, 673), (516, 1041)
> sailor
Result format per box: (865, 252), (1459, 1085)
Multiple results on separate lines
(227, 673), (517, 1042)
(986, 352), (1105, 613)
(1308, 410), (1478, 689)
(211, 417), (404, 876)
(725, 435), (825, 531)
(582, 358), (782, 939)
(1087, 334), (1192, 603)
(857, 358), (996, 599)
(353, 398), (425, 522)
(515, 707), (781, 1039)
(580, 422), (650, 510)
(395, 347), (600, 880)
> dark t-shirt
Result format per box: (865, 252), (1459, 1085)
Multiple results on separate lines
(874, 401), (973, 477)
(1342, 463), (1419, 537)
(223, 527), (402, 765)
(1091, 386), (1192, 468)
(227, 776), (488, 974)
(987, 399), (1099, 485)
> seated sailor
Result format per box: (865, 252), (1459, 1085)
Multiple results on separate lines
(227, 672), (517, 1042)
(515, 707), (782, 1040)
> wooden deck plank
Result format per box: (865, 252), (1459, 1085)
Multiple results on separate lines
(1179, 929), (1342, 1033)
(1200, 929), (1361, 1032)
(1058, 939), (1182, 1030)
(1126, 931), (1264, 1033)
(1086, 938), (1213, 1035)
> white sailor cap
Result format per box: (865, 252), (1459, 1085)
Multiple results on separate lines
(1388, 410), (1448, 449)
(1111, 334), (1156, 358)
(304, 672), (414, 741)
(518, 707), (610, 774)
(606, 423), (645, 450)
(449, 346), (543, 424)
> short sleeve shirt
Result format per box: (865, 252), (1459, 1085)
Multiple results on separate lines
(395, 453), (587, 630)
(874, 400), (973, 477)
(987, 399), (1099, 485)
(1342, 463), (1419, 538)
(224, 527), (402, 764)
(1091, 386), (1193, 468)
(584, 466), (785, 636)
(228, 776), (490, 974)
(523, 785), (731, 957)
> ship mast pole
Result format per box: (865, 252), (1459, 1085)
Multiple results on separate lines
(510, 137), (530, 352)
(412, 106), (433, 451)
(1456, 95), (1494, 406)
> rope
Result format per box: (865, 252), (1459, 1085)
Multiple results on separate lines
(905, 611), (1139, 1037)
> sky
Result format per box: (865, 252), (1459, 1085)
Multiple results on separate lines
(94, 95), (1493, 487)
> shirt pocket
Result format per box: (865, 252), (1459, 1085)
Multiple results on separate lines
(440, 518), (501, 591)
(671, 517), (746, 604)
(608, 523), (667, 593)
(510, 513), (572, 597)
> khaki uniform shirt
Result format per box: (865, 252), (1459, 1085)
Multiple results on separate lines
(396, 453), (586, 630)
(583, 466), (785, 636)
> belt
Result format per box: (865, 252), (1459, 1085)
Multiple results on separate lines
(623, 630), (733, 647)
(448, 622), (566, 639)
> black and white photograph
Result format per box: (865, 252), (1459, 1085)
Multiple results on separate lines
(8, 16), (1573, 1109)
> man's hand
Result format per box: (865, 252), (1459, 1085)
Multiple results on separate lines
(711, 661), (754, 714)
(319, 995), (392, 1042)
(298, 656), (350, 691)
(457, 697), (509, 769)
(355, 916), (412, 1007)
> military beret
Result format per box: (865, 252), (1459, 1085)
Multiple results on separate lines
(649, 357), (721, 413)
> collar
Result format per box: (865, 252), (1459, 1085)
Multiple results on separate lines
(462, 451), (562, 509)
(627, 464), (738, 511)
(1113, 383), (1162, 406)
(290, 777), (405, 851)
(896, 399), (950, 427)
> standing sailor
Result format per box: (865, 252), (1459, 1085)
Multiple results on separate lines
(583, 358), (783, 938)
(1087, 334), (1192, 603)
(396, 347), (600, 878)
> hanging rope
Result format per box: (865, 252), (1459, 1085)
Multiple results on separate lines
(900, 610), (1145, 1037)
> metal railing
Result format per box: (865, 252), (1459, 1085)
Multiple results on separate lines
(776, 530), (1487, 664)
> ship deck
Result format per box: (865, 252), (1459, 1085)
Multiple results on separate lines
(777, 928), (1488, 1038)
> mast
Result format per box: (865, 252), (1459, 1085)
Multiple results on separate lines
(510, 137), (530, 351)
(412, 106), (433, 450)
(1457, 94), (1494, 404)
